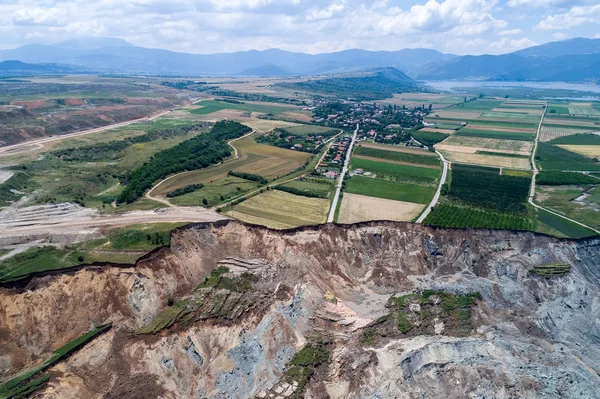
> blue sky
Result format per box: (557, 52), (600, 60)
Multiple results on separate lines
(1, 0), (599, 54)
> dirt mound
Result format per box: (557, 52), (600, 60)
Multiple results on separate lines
(0, 221), (599, 398)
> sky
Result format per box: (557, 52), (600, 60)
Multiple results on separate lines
(1, 0), (599, 55)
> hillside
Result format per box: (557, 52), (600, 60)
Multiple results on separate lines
(278, 67), (419, 100)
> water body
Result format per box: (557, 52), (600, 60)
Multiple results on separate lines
(424, 81), (600, 100)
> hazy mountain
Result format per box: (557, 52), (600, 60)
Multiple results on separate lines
(0, 37), (454, 76)
(419, 38), (600, 82)
(240, 64), (292, 77)
(0, 60), (77, 74)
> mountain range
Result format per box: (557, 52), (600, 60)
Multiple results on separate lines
(1, 37), (600, 82)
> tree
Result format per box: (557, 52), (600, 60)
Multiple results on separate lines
(202, 198), (208, 206)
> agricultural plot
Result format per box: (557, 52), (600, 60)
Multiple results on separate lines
(536, 207), (597, 239)
(441, 151), (531, 170)
(226, 190), (329, 229)
(354, 145), (440, 167)
(345, 176), (434, 204)
(278, 180), (333, 198)
(455, 128), (535, 141)
(491, 107), (544, 116)
(437, 136), (533, 155)
(447, 164), (530, 214)
(419, 128), (456, 134)
(536, 142), (600, 171)
(535, 186), (600, 232)
(557, 145), (600, 159)
(170, 176), (261, 207)
(350, 158), (440, 186)
(337, 193), (424, 223)
(479, 111), (541, 123)
(424, 204), (533, 231)
(189, 100), (296, 116)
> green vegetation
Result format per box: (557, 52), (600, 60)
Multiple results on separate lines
(284, 344), (330, 396)
(531, 263), (571, 277)
(537, 171), (599, 185)
(448, 164), (530, 214)
(136, 300), (191, 335)
(256, 126), (338, 154)
(503, 169), (533, 177)
(350, 158), (440, 186)
(189, 100), (292, 115)
(118, 121), (252, 203)
(0, 324), (111, 399)
(279, 68), (418, 101)
(228, 170), (268, 185)
(51, 123), (206, 162)
(456, 128), (534, 141)
(551, 133), (600, 145)
(411, 130), (448, 149)
(475, 151), (530, 158)
(274, 185), (328, 199)
(0, 223), (184, 284)
(279, 180), (332, 199)
(536, 208), (596, 239)
(0, 171), (34, 207)
(536, 142), (600, 171)
(354, 146), (440, 166)
(345, 176), (434, 203)
(547, 105), (570, 115)
(447, 99), (503, 111)
(167, 184), (205, 198)
(467, 120), (537, 129)
(196, 266), (257, 292)
(424, 204), (533, 230)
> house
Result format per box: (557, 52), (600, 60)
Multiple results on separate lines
(324, 171), (338, 179)
(354, 168), (364, 175)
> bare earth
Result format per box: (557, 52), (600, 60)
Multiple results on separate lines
(558, 145), (600, 158)
(440, 150), (531, 170)
(437, 136), (533, 155)
(337, 193), (424, 224)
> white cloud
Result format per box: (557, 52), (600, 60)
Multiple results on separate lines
(12, 7), (67, 27)
(595, 33), (600, 39)
(552, 32), (567, 40)
(488, 37), (537, 52)
(507, 0), (590, 8)
(536, 4), (600, 30)
(499, 29), (523, 35)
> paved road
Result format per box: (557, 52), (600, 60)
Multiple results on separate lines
(0, 100), (199, 158)
(327, 124), (359, 223)
(528, 102), (600, 235)
(416, 150), (450, 224)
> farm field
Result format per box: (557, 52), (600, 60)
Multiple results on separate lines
(345, 176), (434, 203)
(536, 142), (600, 171)
(189, 100), (297, 116)
(557, 145), (600, 158)
(354, 145), (440, 167)
(419, 127), (456, 134)
(436, 136), (533, 155)
(278, 180), (333, 198)
(441, 151), (531, 170)
(464, 124), (536, 134)
(337, 193), (424, 223)
(455, 128), (535, 141)
(169, 176), (261, 207)
(424, 204), (533, 231)
(152, 132), (311, 196)
(350, 158), (440, 185)
(536, 186), (600, 231)
(535, 207), (597, 238)
(357, 141), (437, 156)
(225, 190), (329, 229)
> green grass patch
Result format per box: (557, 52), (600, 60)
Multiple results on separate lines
(284, 344), (330, 396)
(411, 130), (448, 149)
(456, 129), (534, 141)
(537, 171), (600, 185)
(354, 146), (440, 167)
(536, 142), (600, 172)
(536, 208), (596, 239)
(547, 105), (570, 115)
(350, 157), (440, 186)
(503, 169), (533, 177)
(0, 171), (34, 207)
(345, 176), (434, 204)
(279, 180), (333, 198)
(468, 120), (538, 129)
(170, 176), (260, 207)
(167, 184), (204, 198)
(531, 263), (571, 276)
(189, 100), (292, 115)
(551, 133), (600, 145)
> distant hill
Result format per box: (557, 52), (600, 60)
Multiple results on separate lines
(277, 67), (419, 101)
(419, 38), (600, 82)
(240, 64), (291, 77)
(0, 37), (454, 76)
(0, 60), (77, 75)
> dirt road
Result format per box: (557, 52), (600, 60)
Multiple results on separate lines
(415, 150), (449, 224)
(327, 124), (359, 223)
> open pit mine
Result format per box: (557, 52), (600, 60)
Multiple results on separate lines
(1, 221), (599, 398)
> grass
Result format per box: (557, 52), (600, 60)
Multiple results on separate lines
(547, 105), (571, 115)
(0, 223), (185, 283)
(279, 180), (333, 198)
(536, 208), (596, 239)
(284, 344), (329, 396)
(456, 129), (535, 141)
(536, 186), (600, 232)
(189, 100), (293, 116)
(536, 142), (600, 171)
(467, 120), (538, 129)
(531, 263), (571, 276)
(345, 176), (434, 204)
(0, 324), (111, 399)
(354, 146), (440, 167)
(537, 171), (600, 185)
(226, 189), (330, 229)
(170, 176), (261, 207)
(551, 134), (600, 145)
(350, 157), (440, 185)
(503, 169), (533, 177)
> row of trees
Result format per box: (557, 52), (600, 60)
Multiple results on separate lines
(118, 121), (251, 204)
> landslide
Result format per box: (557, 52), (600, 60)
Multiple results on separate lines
(0, 221), (599, 398)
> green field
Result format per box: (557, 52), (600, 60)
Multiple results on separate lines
(446, 99), (503, 111)
(354, 146), (440, 167)
(536, 208), (596, 239)
(537, 171), (600, 185)
(547, 105), (570, 115)
(424, 204), (532, 231)
(345, 176), (434, 203)
(551, 133), (600, 145)
(536, 186), (600, 231)
(279, 180), (333, 198)
(456, 129), (535, 141)
(170, 176), (261, 207)
(190, 100), (293, 115)
(350, 158), (440, 185)
(0, 223), (185, 284)
(467, 120), (538, 129)
(536, 142), (600, 171)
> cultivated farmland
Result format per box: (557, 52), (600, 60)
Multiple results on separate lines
(338, 193), (424, 223)
(345, 176), (434, 203)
